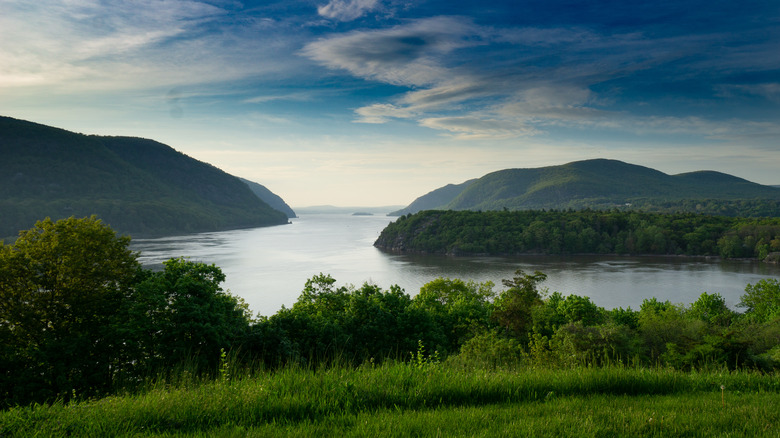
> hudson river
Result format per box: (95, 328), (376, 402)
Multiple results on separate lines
(132, 213), (780, 317)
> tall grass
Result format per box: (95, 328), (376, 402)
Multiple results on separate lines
(2, 361), (779, 437)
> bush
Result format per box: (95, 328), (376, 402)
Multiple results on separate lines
(454, 330), (525, 369)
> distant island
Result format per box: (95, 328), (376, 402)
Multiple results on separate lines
(0, 115), (291, 239)
(390, 159), (780, 217)
(352, 212), (374, 216)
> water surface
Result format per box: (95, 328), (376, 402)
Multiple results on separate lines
(132, 213), (780, 316)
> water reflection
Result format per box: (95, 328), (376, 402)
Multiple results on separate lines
(132, 214), (780, 317)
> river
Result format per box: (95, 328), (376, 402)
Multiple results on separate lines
(131, 213), (780, 317)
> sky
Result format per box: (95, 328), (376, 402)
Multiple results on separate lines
(2, 0), (779, 207)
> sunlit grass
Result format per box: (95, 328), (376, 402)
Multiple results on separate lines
(2, 362), (779, 437)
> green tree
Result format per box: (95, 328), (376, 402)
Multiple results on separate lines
(119, 258), (252, 375)
(688, 292), (734, 326)
(0, 216), (139, 405)
(492, 270), (547, 343)
(412, 278), (495, 354)
(739, 279), (780, 323)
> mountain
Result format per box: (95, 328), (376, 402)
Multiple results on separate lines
(392, 159), (780, 216)
(389, 179), (477, 216)
(240, 178), (296, 218)
(0, 116), (289, 239)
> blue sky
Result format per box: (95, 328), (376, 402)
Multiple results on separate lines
(2, 0), (779, 207)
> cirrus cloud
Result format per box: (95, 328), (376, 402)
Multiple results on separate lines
(318, 0), (381, 21)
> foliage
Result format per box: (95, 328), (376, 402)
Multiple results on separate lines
(411, 277), (495, 354)
(376, 209), (780, 258)
(116, 258), (252, 377)
(0, 116), (288, 239)
(739, 279), (780, 323)
(688, 292), (735, 326)
(454, 329), (525, 368)
(550, 322), (638, 367)
(250, 274), (426, 367)
(0, 217), (139, 405)
(492, 270), (546, 341)
(0, 217), (252, 407)
(2, 216), (780, 412)
(393, 158), (780, 217)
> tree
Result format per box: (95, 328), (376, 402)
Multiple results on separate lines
(740, 279), (780, 323)
(688, 292), (734, 326)
(0, 216), (139, 405)
(412, 278), (495, 354)
(119, 258), (252, 375)
(492, 270), (547, 342)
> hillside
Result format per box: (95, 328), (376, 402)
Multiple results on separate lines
(240, 178), (297, 218)
(392, 159), (780, 217)
(0, 116), (289, 238)
(389, 179), (477, 216)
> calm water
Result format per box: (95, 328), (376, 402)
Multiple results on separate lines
(132, 213), (780, 317)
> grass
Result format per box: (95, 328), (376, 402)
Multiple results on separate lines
(2, 362), (779, 437)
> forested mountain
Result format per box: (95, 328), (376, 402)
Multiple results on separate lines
(391, 159), (780, 217)
(390, 179), (477, 216)
(240, 178), (296, 218)
(0, 116), (289, 238)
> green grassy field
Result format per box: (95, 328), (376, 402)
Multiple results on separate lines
(2, 361), (779, 437)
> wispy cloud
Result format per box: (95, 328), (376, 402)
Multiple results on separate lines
(0, 0), (313, 93)
(301, 16), (485, 86)
(300, 14), (780, 143)
(318, 0), (381, 21)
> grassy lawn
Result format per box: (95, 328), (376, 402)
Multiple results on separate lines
(2, 363), (779, 437)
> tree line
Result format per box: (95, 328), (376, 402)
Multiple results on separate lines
(375, 209), (780, 259)
(1, 217), (779, 408)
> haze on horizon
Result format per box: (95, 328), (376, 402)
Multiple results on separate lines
(2, 0), (779, 207)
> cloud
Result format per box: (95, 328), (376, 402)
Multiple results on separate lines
(354, 103), (416, 123)
(318, 0), (381, 21)
(419, 116), (538, 140)
(0, 0), (315, 94)
(301, 16), (484, 86)
(0, 0), (226, 89)
(301, 13), (780, 143)
(243, 92), (314, 104)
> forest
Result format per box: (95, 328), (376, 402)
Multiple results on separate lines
(375, 209), (780, 259)
(0, 116), (289, 240)
(2, 216), (779, 410)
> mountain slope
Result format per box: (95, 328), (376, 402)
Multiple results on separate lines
(390, 179), (477, 216)
(240, 178), (296, 218)
(0, 116), (289, 238)
(393, 159), (780, 216)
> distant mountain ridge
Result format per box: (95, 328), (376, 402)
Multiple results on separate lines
(240, 178), (296, 218)
(0, 115), (290, 238)
(391, 159), (780, 217)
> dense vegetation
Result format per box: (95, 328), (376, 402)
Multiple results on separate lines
(0, 116), (289, 239)
(240, 177), (297, 218)
(2, 217), (780, 416)
(391, 158), (780, 216)
(375, 209), (780, 258)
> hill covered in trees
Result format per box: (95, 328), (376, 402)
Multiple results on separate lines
(375, 209), (780, 259)
(0, 116), (290, 238)
(240, 178), (296, 218)
(390, 159), (780, 216)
